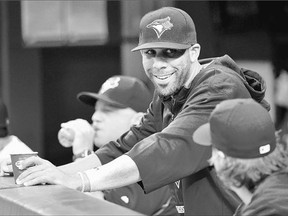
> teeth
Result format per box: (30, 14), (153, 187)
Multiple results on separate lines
(155, 74), (171, 80)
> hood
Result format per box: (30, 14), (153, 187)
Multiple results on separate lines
(200, 55), (270, 111)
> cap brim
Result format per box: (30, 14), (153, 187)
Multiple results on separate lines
(192, 123), (212, 146)
(77, 92), (127, 108)
(131, 42), (191, 52)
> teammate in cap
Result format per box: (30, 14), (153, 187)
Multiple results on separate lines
(58, 75), (152, 154)
(193, 98), (288, 215)
(9, 7), (270, 215)
(57, 75), (177, 215)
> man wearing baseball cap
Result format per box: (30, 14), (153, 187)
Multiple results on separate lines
(57, 75), (177, 216)
(58, 75), (152, 152)
(15, 6), (270, 216)
(193, 98), (288, 215)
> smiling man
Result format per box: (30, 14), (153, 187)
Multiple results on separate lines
(9, 7), (271, 216)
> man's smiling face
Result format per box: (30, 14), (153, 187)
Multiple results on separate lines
(141, 48), (191, 97)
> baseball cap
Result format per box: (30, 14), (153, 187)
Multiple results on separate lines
(0, 99), (9, 137)
(77, 76), (152, 113)
(193, 98), (276, 159)
(131, 7), (197, 52)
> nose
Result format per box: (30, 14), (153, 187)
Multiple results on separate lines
(91, 111), (102, 123)
(152, 56), (167, 70)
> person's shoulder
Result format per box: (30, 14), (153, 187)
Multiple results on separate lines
(256, 172), (288, 196)
(5, 135), (33, 153)
(194, 65), (244, 88)
(199, 55), (241, 75)
(8, 135), (25, 145)
(190, 61), (250, 99)
(243, 173), (288, 215)
(196, 55), (245, 86)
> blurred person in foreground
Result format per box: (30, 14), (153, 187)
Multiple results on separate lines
(58, 75), (177, 215)
(0, 99), (32, 173)
(193, 98), (288, 215)
(3, 7), (271, 215)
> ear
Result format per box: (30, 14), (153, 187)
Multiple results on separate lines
(188, 43), (201, 62)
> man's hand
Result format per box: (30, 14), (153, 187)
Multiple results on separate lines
(16, 156), (82, 190)
(58, 119), (95, 155)
(0, 158), (13, 176)
(58, 127), (75, 147)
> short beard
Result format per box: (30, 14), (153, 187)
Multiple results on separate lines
(155, 84), (181, 97)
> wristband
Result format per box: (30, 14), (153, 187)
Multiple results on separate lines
(77, 171), (91, 192)
(73, 149), (93, 161)
(84, 167), (100, 191)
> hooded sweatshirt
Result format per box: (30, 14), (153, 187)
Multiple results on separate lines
(96, 55), (269, 216)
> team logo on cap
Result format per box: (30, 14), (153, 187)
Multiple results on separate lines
(146, 16), (173, 38)
(259, 144), (271, 155)
(99, 77), (120, 94)
(175, 180), (180, 189)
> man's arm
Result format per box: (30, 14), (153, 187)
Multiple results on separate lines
(16, 154), (140, 192)
(83, 154), (141, 191)
(59, 153), (102, 174)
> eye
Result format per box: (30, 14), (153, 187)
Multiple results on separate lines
(100, 105), (118, 113)
(164, 49), (186, 58)
(142, 49), (156, 57)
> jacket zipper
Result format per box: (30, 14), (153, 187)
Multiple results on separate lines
(171, 95), (176, 121)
